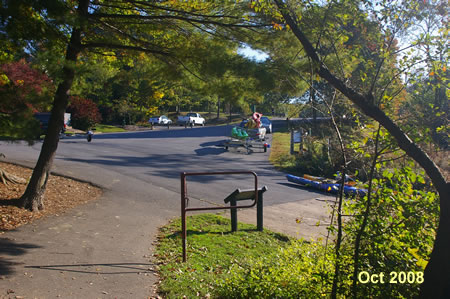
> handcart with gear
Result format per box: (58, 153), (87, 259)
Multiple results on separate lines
(224, 126), (269, 154)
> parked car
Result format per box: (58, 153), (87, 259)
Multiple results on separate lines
(148, 115), (172, 125)
(239, 119), (266, 141)
(177, 112), (205, 126)
(260, 116), (272, 133)
(34, 113), (66, 138)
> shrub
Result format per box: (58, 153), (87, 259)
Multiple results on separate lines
(212, 167), (437, 298)
(68, 96), (102, 130)
(214, 240), (335, 298)
(338, 166), (439, 298)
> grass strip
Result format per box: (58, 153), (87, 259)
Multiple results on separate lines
(154, 213), (291, 298)
(93, 124), (127, 133)
(268, 131), (303, 176)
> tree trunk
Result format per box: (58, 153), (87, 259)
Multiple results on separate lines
(420, 192), (450, 298)
(18, 0), (90, 211)
(217, 98), (220, 119)
(274, 1), (449, 297)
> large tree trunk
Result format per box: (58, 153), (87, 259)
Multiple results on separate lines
(19, 0), (90, 211)
(274, 1), (449, 297)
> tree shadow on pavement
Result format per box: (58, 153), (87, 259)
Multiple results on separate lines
(0, 198), (21, 208)
(194, 147), (227, 156)
(60, 125), (233, 141)
(25, 262), (157, 275)
(0, 238), (41, 275)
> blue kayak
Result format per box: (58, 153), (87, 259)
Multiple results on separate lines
(286, 174), (367, 196)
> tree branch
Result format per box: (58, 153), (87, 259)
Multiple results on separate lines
(90, 12), (268, 29)
(81, 42), (170, 56)
(274, 0), (447, 194)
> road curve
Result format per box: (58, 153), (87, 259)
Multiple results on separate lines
(0, 124), (331, 298)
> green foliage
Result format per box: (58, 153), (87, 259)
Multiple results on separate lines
(294, 136), (335, 177)
(338, 166), (439, 297)
(214, 132), (438, 298)
(269, 120), (439, 297)
(215, 240), (335, 298)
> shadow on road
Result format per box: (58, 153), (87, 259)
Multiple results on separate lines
(62, 152), (279, 184)
(0, 238), (41, 275)
(194, 147), (227, 156)
(60, 125), (233, 141)
(25, 262), (156, 275)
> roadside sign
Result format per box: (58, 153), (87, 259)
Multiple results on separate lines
(293, 131), (302, 143)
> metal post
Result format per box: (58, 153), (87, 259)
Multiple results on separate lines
(290, 130), (294, 155)
(181, 172), (187, 262)
(257, 191), (263, 231)
(180, 171), (258, 262)
(300, 129), (304, 154)
(230, 198), (237, 232)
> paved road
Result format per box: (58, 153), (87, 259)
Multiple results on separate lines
(0, 123), (331, 298)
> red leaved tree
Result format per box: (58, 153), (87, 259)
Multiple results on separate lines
(0, 59), (54, 140)
(67, 96), (102, 131)
(0, 59), (53, 114)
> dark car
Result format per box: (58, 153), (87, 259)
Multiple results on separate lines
(260, 116), (272, 133)
(238, 119), (266, 140)
(34, 113), (66, 138)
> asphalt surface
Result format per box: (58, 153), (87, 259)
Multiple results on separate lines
(0, 121), (332, 298)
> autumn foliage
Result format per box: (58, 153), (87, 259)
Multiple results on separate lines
(0, 59), (53, 114)
(67, 96), (102, 131)
(0, 59), (54, 140)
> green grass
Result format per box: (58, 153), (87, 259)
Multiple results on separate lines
(93, 124), (127, 133)
(268, 131), (303, 176)
(155, 214), (291, 298)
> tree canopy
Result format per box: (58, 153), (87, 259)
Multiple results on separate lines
(0, 1), (448, 297)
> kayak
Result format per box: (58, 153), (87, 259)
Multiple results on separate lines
(286, 174), (367, 196)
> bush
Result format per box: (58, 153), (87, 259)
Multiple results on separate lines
(212, 167), (437, 298)
(338, 166), (438, 298)
(214, 240), (335, 298)
(67, 96), (102, 130)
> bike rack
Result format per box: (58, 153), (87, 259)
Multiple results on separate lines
(181, 171), (259, 262)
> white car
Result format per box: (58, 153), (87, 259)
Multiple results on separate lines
(176, 113), (205, 126)
(148, 115), (172, 125)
